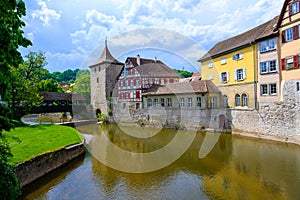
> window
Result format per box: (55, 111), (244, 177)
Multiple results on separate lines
(286, 28), (293, 42)
(188, 98), (192, 107)
(292, 2), (299, 14)
(221, 58), (226, 64)
(211, 97), (217, 108)
(260, 38), (276, 52)
(180, 98), (185, 107)
(123, 103), (126, 109)
(147, 99), (152, 107)
(223, 95), (228, 107)
(154, 98), (158, 107)
(131, 79), (134, 87)
(197, 97), (202, 107)
(297, 82), (300, 91)
(136, 103), (140, 110)
(125, 80), (128, 86)
(242, 94), (248, 107)
(97, 77), (99, 83)
(261, 84), (268, 95)
(269, 84), (277, 95)
(208, 62), (213, 68)
(286, 57), (294, 70)
(220, 72), (229, 83)
(260, 62), (268, 74)
(235, 94), (241, 106)
(260, 60), (277, 74)
(234, 68), (246, 81)
(94, 68), (96, 73)
(167, 98), (172, 107)
(125, 93), (129, 99)
(208, 74), (214, 80)
(136, 80), (140, 86)
(232, 52), (243, 60)
(160, 98), (165, 107)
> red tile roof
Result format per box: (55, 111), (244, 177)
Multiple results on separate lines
(143, 80), (220, 96)
(198, 16), (279, 62)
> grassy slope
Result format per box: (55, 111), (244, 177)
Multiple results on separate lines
(6, 124), (84, 164)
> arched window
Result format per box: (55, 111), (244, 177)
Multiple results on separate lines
(242, 94), (248, 107)
(223, 95), (228, 107)
(235, 94), (241, 106)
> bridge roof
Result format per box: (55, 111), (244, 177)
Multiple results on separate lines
(40, 92), (86, 101)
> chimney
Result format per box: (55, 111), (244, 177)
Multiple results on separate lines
(137, 54), (141, 66)
(154, 56), (157, 62)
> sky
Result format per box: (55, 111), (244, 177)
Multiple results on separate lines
(20, 0), (284, 72)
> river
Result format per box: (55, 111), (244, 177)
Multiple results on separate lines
(20, 124), (300, 200)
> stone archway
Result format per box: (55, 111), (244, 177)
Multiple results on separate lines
(95, 109), (101, 118)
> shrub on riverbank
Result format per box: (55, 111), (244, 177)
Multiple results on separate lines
(5, 124), (84, 164)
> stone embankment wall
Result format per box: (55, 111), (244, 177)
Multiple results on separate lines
(231, 80), (300, 143)
(16, 142), (85, 187)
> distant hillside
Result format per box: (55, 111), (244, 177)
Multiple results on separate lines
(173, 69), (193, 78)
(42, 69), (89, 83)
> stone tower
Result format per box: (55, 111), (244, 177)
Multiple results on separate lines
(89, 40), (124, 117)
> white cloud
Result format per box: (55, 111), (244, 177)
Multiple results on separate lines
(31, 0), (61, 26)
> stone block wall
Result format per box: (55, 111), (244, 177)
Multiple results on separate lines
(16, 143), (85, 187)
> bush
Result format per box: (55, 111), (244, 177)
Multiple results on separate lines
(107, 109), (113, 116)
(97, 112), (108, 124)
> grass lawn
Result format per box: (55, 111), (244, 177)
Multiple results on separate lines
(5, 124), (84, 165)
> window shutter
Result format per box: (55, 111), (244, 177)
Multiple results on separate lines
(234, 70), (237, 81)
(294, 55), (299, 69)
(240, 53), (243, 59)
(243, 68), (246, 80)
(282, 30), (286, 43)
(219, 73), (223, 83)
(281, 58), (286, 70)
(293, 25), (299, 40)
(226, 72), (229, 82)
(289, 4), (292, 16)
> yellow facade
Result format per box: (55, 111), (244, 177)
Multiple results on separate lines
(201, 45), (257, 109)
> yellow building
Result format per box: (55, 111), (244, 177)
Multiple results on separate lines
(276, 0), (300, 81)
(199, 18), (279, 109)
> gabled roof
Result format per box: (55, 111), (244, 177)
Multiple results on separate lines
(40, 92), (86, 101)
(198, 16), (279, 62)
(121, 56), (180, 78)
(91, 40), (123, 66)
(143, 80), (220, 96)
(275, 0), (290, 31)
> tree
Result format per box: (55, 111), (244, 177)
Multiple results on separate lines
(173, 69), (193, 78)
(7, 52), (48, 120)
(72, 71), (91, 104)
(36, 79), (64, 93)
(0, 0), (31, 199)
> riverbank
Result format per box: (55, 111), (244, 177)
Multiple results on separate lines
(6, 124), (85, 187)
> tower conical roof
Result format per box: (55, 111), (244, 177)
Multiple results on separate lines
(93, 39), (121, 65)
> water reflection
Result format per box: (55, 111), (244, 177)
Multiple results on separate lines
(21, 124), (300, 199)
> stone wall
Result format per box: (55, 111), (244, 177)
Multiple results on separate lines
(231, 80), (300, 143)
(16, 142), (85, 187)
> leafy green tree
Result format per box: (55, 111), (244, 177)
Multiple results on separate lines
(36, 78), (64, 92)
(0, 0), (31, 199)
(7, 52), (47, 120)
(173, 69), (193, 78)
(73, 71), (90, 103)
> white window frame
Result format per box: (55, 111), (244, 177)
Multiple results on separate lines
(232, 52), (243, 60)
(269, 60), (277, 72)
(269, 84), (277, 95)
(223, 95), (228, 107)
(208, 74), (214, 80)
(211, 96), (217, 108)
(260, 38), (276, 53)
(180, 98), (185, 107)
(235, 94), (241, 106)
(261, 84), (268, 96)
(167, 98), (172, 107)
(147, 99), (152, 107)
(292, 1), (299, 14)
(286, 28), (293, 42)
(220, 72), (229, 83)
(242, 94), (248, 107)
(154, 98), (158, 107)
(234, 68), (246, 81)
(260, 60), (277, 74)
(208, 62), (213, 68)
(188, 97), (193, 107)
(221, 58), (227, 65)
(286, 57), (294, 70)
